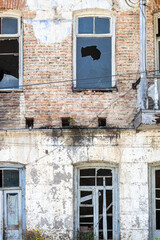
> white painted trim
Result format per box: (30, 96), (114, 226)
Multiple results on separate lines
(73, 11), (116, 89)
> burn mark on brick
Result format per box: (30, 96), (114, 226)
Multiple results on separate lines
(81, 46), (101, 60)
(155, 114), (160, 124)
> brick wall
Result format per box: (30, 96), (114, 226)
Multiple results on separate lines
(0, 0), (155, 129)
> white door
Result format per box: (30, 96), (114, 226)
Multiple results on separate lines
(0, 190), (22, 240)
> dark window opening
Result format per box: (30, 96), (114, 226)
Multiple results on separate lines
(0, 170), (2, 187)
(26, 118), (34, 129)
(157, 18), (160, 37)
(62, 117), (70, 127)
(0, 39), (19, 88)
(78, 168), (113, 239)
(0, 17), (19, 89)
(98, 118), (106, 127)
(156, 170), (160, 229)
(0, 169), (19, 188)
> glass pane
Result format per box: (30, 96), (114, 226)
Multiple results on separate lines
(78, 17), (93, 34)
(156, 210), (160, 229)
(77, 37), (112, 89)
(2, 18), (18, 34)
(95, 17), (110, 34)
(7, 193), (19, 225)
(156, 170), (160, 188)
(4, 170), (19, 187)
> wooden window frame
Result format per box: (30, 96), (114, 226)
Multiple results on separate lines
(73, 10), (116, 90)
(74, 163), (119, 240)
(0, 11), (23, 91)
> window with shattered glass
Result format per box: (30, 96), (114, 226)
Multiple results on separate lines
(75, 167), (119, 240)
(74, 16), (115, 89)
(0, 16), (22, 89)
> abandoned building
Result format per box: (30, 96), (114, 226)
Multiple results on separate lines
(1, 0), (160, 239)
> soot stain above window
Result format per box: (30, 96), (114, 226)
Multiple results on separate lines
(81, 46), (101, 60)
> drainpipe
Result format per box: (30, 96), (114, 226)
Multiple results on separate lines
(138, 0), (147, 110)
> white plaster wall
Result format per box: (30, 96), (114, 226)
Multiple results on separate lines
(25, 0), (136, 44)
(0, 129), (159, 239)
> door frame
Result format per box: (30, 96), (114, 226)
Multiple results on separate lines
(74, 163), (119, 240)
(0, 164), (25, 240)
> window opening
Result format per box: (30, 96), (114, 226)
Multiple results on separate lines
(98, 118), (106, 127)
(0, 169), (19, 188)
(156, 170), (160, 229)
(75, 16), (113, 89)
(77, 168), (114, 240)
(26, 118), (34, 129)
(62, 117), (70, 127)
(0, 15), (21, 89)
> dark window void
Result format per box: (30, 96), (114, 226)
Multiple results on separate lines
(0, 170), (2, 187)
(0, 17), (18, 34)
(80, 168), (112, 186)
(98, 118), (106, 127)
(156, 170), (160, 229)
(159, 41), (160, 73)
(157, 18), (160, 37)
(62, 117), (70, 127)
(26, 118), (34, 129)
(0, 39), (19, 88)
(77, 37), (112, 89)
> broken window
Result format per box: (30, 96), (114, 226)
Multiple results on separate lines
(0, 15), (22, 89)
(75, 167), (119, 240)
(73, 15), (115, 89)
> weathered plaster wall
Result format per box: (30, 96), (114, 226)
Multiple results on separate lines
(0, 129), (159, 239)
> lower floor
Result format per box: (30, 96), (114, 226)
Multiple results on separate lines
(0, 129), (159, 240)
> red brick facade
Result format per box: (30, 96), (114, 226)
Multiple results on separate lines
(0, 0), (155, 129)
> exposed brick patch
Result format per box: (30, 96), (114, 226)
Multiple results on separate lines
(0, 0), (25, 10)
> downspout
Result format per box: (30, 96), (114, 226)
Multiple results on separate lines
(138, 0), (147, 110)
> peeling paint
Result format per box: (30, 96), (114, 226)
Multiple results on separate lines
(25, 19), (71, 44)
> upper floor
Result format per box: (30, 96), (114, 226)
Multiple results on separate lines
(0, 0), (158, 130)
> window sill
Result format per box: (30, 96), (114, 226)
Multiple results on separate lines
(0, 88), (24, 93)
(72, 87), (118, 93)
